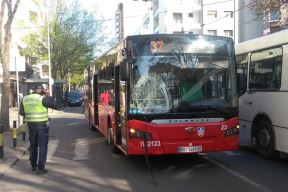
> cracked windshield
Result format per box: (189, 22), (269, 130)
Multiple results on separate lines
(130, 36), (234, 114)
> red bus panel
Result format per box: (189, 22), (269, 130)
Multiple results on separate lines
(127, 117), (239, 155)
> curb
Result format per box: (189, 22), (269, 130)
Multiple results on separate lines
(0, 133), (29, 179)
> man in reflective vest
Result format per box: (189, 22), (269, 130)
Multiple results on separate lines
(20, 85), (57, 174)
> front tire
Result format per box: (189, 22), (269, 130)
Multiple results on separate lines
(255, 120), (278, 159)
(107, 127), (121, 154)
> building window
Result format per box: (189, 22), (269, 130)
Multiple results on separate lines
(42, 65), (49, 77)
(173, 13), (183, 23)
(153, 14), (159, 30)
(269, 10), (280, 21)
(207, 11), (217, 18)
(188, 13), (193, 18)
(224, 11), (233, 18)
(249, 47), (282, 90)
(208, 30), (217, 35)
(224, 30), (233, 37)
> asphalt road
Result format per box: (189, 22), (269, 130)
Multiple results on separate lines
(0, 106), (287, 192)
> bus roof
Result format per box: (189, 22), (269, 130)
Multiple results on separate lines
(235, 29), (288, 55)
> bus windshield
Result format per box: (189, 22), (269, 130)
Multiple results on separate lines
(129, 36), (235, 114)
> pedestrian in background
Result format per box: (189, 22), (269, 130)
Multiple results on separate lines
(20, 85), (57, 174)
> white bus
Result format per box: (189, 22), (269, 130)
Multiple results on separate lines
(235, 29), (288, 159)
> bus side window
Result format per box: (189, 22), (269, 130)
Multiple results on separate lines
(249, 47), (282, 90)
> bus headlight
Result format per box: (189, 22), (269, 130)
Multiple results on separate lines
(224, 127), (239, 137)
(129, 128), (152, 140)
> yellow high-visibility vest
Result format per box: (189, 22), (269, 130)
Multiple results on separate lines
(23, 94), (48, 122)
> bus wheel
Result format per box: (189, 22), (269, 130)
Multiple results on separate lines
(255, 120), (277, 159)
(107, 127), (121, 154)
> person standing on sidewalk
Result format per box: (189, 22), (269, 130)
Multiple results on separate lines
(19, 85), (57, 174)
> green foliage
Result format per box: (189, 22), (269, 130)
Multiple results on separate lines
(29, 11), (38, 23)
(20, 0), (115, 80)
(70, 73), (85, 87)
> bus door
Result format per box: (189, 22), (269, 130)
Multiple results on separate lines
(114, 65), (125, 148)
(93, 74), (99, 127)
(119, 80), (128, 150)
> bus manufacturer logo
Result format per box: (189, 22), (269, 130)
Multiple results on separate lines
(197, 127), (205, 137)
(184, 127), (194, 133)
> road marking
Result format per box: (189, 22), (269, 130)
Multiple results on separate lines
(70, 138), (106, 145)
(47, 140), (59, 162)
(57, 122), (84, 127)
(73, 138), (90, 160)
(202, 155), (272, 192)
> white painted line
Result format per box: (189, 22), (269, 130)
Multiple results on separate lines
(73, 138), (90, 160)
(47, 140), (59, 162)
(202, 155), (272, 192)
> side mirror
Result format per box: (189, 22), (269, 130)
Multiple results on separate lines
(237, 73), (247, 95)
(120, 61), (130, 81)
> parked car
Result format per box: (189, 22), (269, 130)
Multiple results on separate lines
(67, 91), (82, 107)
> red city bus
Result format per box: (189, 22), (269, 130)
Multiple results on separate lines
(84, 34), (239, 155)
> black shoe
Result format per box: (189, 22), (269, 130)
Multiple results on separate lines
(31, 167), (37, 172)
(37, 169), (48, 175)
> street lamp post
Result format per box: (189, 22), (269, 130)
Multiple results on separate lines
(47, 23), (52, 97)
(15, 57), (20, 129)
(46, 0), (52, 97)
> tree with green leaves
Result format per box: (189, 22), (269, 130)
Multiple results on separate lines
(0, 0), (21, 130)
(22, 0), (115, 85)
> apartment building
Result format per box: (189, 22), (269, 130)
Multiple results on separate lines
(238, 0), (263, 42)
(115, 0), (151, 41)
(238, 0), (288, 42)
(135, 0), (238, 42)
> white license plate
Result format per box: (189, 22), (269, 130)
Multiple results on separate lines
(178, 146), (202, 153)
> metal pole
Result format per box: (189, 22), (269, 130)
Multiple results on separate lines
(0, 124), (3, 158)
(13, 120), (17, 148)
(201, 0), (204, 35)
(68, 71), (70, 91)
(15, 57), (20, 129)
(233, 0), (236, 42)
(47, 0), (52, 97)
(119, 3), (124, 41)
(22, 120), (26, 141)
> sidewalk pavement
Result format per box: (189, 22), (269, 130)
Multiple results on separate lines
(0, 107), (64, 178)
(0, 107), (29, 178)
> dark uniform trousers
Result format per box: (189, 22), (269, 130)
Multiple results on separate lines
(28, 122), (49, 169)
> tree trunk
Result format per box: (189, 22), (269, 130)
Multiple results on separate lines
(0, 0), (21, 129)
(1, 26), (11, 130)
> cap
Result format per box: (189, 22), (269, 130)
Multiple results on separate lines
(32, 85), (44, 90)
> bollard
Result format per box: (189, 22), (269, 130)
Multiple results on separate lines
(0, 124), (3, 158)
(13, 120), (17, 148)
(22, 120), (26, 141)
